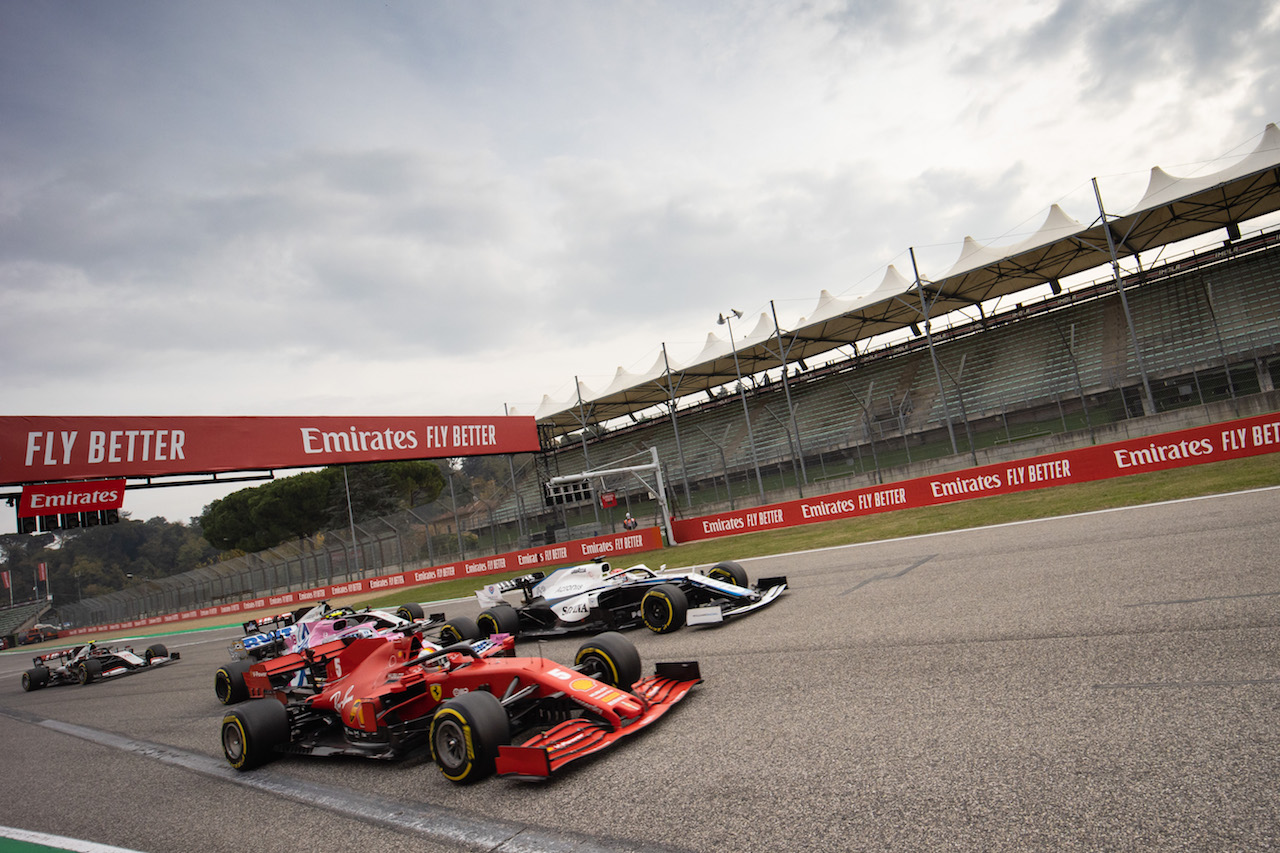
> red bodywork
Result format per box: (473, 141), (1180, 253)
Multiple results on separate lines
(243, 632), (700, 778)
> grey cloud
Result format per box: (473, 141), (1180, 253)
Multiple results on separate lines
(1019, 0), (1278, 101)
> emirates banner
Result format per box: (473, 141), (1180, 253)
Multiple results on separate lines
(671, 412), (1280, 543)
(0, 415), (540, 486)
(18, 480), (126, 518)
(63, 525), (663, 636)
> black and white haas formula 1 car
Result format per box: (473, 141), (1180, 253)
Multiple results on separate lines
(220, 629), (700, 784)
(21, 641), (180, 691)
(472, 559), (787, 638)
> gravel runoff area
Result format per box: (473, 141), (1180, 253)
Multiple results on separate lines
(1, 487), (1277, 853)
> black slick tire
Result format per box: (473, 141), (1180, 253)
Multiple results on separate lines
(22, 667), (49, 691)
(396, 601), (425, 621)
(222, 699), (289, 771)
(439, 616), (481, 645)
(574, 631), (642, 688)
(78, 658), (102, 685)
(215, 659), (255, 705)
(429, 691), (510, 784)
(640, 583), (688, 634)
(476, 605), (520, 638)
(707, 560), (749, 587)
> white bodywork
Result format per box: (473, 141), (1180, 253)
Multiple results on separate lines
(475, 561), (780, 626)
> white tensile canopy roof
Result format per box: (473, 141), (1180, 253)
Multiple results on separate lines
(535, 124), (1280, 436)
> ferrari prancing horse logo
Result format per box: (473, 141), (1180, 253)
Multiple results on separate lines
(430, 683), (443, 702)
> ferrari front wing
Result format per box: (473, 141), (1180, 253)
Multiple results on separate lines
(494, 661), (701, 779)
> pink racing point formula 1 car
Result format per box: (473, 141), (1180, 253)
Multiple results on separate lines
(214, 600), (481, 705)
(220, 630), (701, 784)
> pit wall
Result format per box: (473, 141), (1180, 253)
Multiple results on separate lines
(670, 410), (1280, 543)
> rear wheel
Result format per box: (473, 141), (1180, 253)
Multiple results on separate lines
(215, 659), (255, 705)
(476, 605), (520, 638)
(707, 560), (748, 587)
(395, 601), (425, 621)
(21, 667), (50, 691)
(429, 691), (510, 784)
(77, 658), (103, 685)
(222, 699), (289, 770)
(574, 631), (641, 689)
(640, 584), (688, 634)
(438, 616), (481, 645)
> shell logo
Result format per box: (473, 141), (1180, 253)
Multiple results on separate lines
(570, 678), (596, 692)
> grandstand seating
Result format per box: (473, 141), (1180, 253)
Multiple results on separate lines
(0, 601), (51, 643)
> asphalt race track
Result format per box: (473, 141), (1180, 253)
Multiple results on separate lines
(2, 488), (1278, 853)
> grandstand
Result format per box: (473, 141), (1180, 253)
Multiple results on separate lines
(50, 124), (1280, 628)
(529, 230), (1280, 520)
(523, 126), (1280, 530)
(0, 600), (53, 648)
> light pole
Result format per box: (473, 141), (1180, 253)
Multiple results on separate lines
(718, 309), (766, 503)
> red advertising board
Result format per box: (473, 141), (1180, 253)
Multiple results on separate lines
(0, 416), (540, 486)
(62, 524), (664, 637)
(670, 412), (1280, 543)
(18, 480), (126, 518)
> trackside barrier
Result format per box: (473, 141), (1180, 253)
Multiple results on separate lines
(670, 411), (1280, 543)
(64, 525), (664, 636)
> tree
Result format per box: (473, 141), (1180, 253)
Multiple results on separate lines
(381, 460), (447, 509)
(324, 464), (399, 529)
(0, 516), (220, 607)
(199, 461), (446, 552)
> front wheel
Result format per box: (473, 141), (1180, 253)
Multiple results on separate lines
(144, 643), (168, 664)
(395, 601), (425, 622)
(215, 659), (255, 705)
(78, 658), (103, 685)
(429, 691), (510, 784)
(640, 584), (688, 634)
(575, 632), (641, 689)
(707, 560), (748, 587)
(222, 699), (290, 770)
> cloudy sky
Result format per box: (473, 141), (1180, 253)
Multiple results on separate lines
(2, 0), (1278, 530)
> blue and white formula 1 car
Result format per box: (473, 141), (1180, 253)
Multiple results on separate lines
(473, 560), (787, 638)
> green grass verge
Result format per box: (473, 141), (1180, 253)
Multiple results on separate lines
(359, 453), (1280, 611)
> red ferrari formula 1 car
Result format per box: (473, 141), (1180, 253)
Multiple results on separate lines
(220, 630), (700, 783)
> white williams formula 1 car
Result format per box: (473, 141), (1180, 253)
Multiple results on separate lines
(473, 560), (787, 638)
